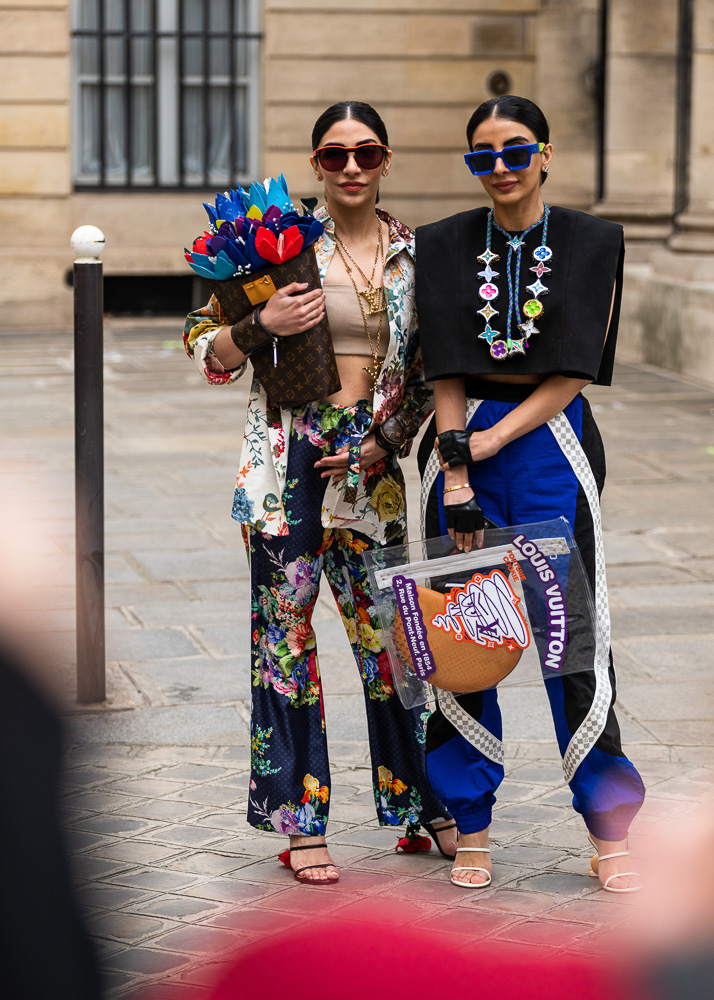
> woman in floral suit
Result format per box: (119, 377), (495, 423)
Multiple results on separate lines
(184, 102), (453, 884)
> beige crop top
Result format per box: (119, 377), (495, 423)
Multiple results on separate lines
(324, 285), (385, 356)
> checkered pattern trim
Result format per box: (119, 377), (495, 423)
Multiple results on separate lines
(420, 400), (482, 539)
(548, 411), (612, 783)
(437, 688), (505, 766)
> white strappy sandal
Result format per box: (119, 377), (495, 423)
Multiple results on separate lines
(588, 834), (642, 894)
(450, 846), (492, 888)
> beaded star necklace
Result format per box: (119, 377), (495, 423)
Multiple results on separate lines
(476, 204), (553, 360)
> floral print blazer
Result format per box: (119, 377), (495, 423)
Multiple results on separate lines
(183, 207), (432, 540)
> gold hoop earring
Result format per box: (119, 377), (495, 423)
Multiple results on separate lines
(316, 173), (323, 182)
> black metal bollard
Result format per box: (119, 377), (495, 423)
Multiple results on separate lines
(71, 226), (106, 704)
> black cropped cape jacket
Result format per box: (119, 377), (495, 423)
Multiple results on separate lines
(415, 206), (624, 386)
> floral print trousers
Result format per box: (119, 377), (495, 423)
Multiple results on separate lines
(246, 400), (448, 836)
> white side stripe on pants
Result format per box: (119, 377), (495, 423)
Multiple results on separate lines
(547, 411), (612, 783)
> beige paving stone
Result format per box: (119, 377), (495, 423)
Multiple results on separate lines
(204, 835), (284, 858)
(547, 897), (625, 923)
(127, 896), (225, 921)
(108, 778), (194, 797)
(494, 917), (590, 946)
(134, 747), (218, 763)
(77, 884), (161, 912)
(89, 842), (183, 865)
(121, 800), (210, 823)
(167, 786), (245, 808)
(183, 879), (285, 906)
(102, 947), (194, 977)
(416, 907), (515, 938)
(151, 924), (237, 956)
(86, 911), (175, 945)
(349, 851), (446, 877)
(249, 885), (359, 916)
(106, 868), (206, 893)
(163, 853), (254, 876)
(480, 889), (559, 915)
(139, 825), (231, 849)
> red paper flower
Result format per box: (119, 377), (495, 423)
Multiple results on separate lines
(254, 225), (304, 265)
(191, 234), (210, 256)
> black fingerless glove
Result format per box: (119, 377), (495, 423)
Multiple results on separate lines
(229, 305), (275, 358)
(444, 495), (485, 535)
(437, 429), (476, 468)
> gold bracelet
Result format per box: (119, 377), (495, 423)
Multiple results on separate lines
(443, 483), (470, 493)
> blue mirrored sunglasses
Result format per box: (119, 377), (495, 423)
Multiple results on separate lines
(464, 142), (545, 176)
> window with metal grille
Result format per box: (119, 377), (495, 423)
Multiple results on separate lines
(71, 0), (261, 189)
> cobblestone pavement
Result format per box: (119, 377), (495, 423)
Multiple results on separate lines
(2, 321), (714, 998)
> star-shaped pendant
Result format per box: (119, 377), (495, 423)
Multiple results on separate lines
(477, 303), (498, 322)
(477, 264), (499, 281)
(529, 261), (551, 278)
(478, 324), (499, 345)
(525, 279), (548, 298)
(518, 318), (540, 338)
(507, 338), (528, 356)
(477, 249), (500, 265)
(507, 237), (525, 251)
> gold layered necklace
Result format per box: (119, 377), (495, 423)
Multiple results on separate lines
(333, 217), (387, 390)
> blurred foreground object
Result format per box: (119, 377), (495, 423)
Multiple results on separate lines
(204, 911), (644, 1000)
(633, 809), (714, 1000)
(71, 225), (106, 704)
(0, 642), (100, 998)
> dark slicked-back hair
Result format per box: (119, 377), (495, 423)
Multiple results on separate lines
(311, 101), (389, 151)
(466, 96), (550, 183)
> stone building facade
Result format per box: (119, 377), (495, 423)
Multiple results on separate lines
(1, 0), (712, 384)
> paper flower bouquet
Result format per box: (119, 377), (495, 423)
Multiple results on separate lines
(185, 175), (340, 405)
(185, 175), (323, 280)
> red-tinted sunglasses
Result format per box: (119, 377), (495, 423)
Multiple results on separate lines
(313, 144), (389, 172)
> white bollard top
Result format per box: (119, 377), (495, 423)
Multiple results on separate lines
(71, 225), (106, 261)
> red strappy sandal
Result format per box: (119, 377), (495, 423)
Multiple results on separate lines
(278, 844), (339, 886)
